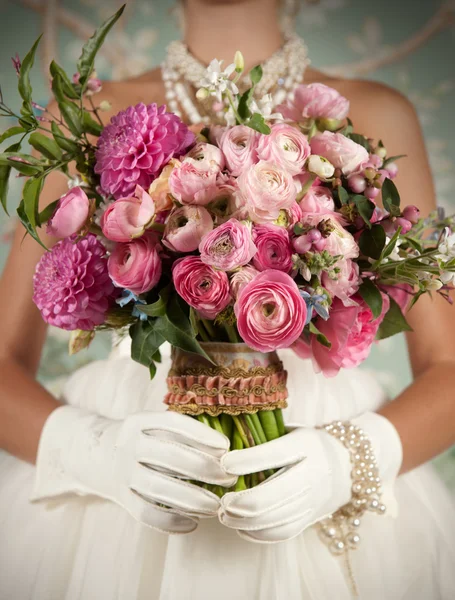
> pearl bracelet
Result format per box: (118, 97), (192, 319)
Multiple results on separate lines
(317, 420), (386, 555)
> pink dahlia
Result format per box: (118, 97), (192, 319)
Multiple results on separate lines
(33, 234), (115, 331)
(95, 103), (195, 199)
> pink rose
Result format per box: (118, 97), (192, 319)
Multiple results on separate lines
(173, 256), (231, 319)
(256, 123), (310, 176)
(278, 83), (350, 122)
(163, 205), (213, 252)
(310, 131), (369, 176)
(322, 259), (360, 305)
(299, 186), (335, 217)
(101, 185), (155, 242)
(252, 224), (293, 273)
(235, 270), (307, 352)
(238, 160), (297, 224)
(220, 125), (260, 176)
(108, 232), (162, 295)
(168, 158), (218, 205)
(230, 265), (260, 299)
(186, 142), (225, 174)
(294, 294), (390, 377)
(199, 218), (257, 271)
(47, 186), (90, 238)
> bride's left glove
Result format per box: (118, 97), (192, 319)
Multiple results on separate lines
(219, 412), (402, 543)
(31, 405), (236, 534)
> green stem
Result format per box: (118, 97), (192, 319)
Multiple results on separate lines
(235, 475), (247, 492)
(197, 414), (211, 428)
(224, 324), (240, 343)
(249, 413), (274, 479)
(208, 415), (224, 436)
(244, 414), (262, 446)
(232, 427), (248, 491)
(274, 409), (286, 437)
(225, 89), (243, 124)
(240, 415), (255, 448)
(198, 321), (210, 342)
(220, 414), (233, 443)
(258, 410), (280, 441)
(202, 319), (216, 338)
(232, 415), (250, 448)
(250, 413), (267, 444)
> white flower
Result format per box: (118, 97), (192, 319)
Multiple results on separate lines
(438, 227), (455, 260)
(199, 59), (238, 101)
(382, 236), (403, 262)
(422, 278), (443, 291)
(250, 94), (283, 121)
(67, 175), (84, 190)
(440, 271), (455, 285)
(307, 155), (335, 180)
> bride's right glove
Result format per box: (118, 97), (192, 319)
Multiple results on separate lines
(31, 405), (236, 534)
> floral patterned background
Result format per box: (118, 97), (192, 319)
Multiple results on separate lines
(0, 0), (454, 485)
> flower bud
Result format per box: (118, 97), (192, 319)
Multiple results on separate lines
(348, 174), (367, 194)
(364, 186), (380, 200)
(196, 87), (210, 101)
(69, 329), (95, 355)
(293, 234), (312, 254)
(385, 162), (399, 179)
(422, 279), (443, 291)
(307, 155), (335, 180)
(99, 100), (112, 112)
(402, 205), (420, 224)
(394, 217), (412, 234)
(363, 167), (376, 181)
(234, 51), (245, 72)
(381, 219), (395, 236)
(86, 77), (103, 95)
(376, 146), (387, 159)
(317, 118), (342, 132)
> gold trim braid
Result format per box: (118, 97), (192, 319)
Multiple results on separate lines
(168, 399), (288, 417)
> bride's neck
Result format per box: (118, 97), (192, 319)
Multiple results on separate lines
(183, 0), (283, 71)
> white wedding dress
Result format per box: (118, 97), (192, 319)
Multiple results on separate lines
(0, 339), (454, 600)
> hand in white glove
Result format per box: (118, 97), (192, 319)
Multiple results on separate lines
(32, 406), (236, 534)
(219, 412), (403, 543)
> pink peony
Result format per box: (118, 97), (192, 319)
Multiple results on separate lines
(252, 224), (293, 273)
(33, 234), (114, 331)
(230, 265), (260, 299)
(278, 83), (350, 122)
(95, 103), (194, 199)
(310, 131), (369, 176)
(101, 185), (155, 242)
(163, 205), (213, 253)
(256, 123), (310, 176)
(322, 258), (360, 305)
(220, 125), (260, 176)
(46, 186), (90, 238)
(173, 256), (231, 319)
(235, 270), (307, 352)
(238, 161), (297, 224)
(168, 158), (219, 205)
(199, 218), (257, 271)
(299, 186), (335, 218)
(108, 232), (162, 295)
(186, 142), (225, 174)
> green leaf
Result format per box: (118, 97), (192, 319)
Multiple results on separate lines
(58, 101), (83, 137)
(82, 112), (103, 136)
(237, 89), (253, 121)
(0, 152), (44, 166)
(358, 279), (383, 319)
(23, 176), (44, 230)
(152, 349), (162, 363)
(337, 186), (349, 205)
(249, 65), (263, 86)
(382, 178), (401, 216)
(17, 200), (47, 249)
(149, 361), (157, 379)
(130, 319), (166, 368)
(51, 122), (79, 153)
(49, 61), (79, 100)
(0, 142), (21, 215)
(38, 199), (59, 225)
(29, 132), (63, 161)
(309, 322), (331, 349)
(136, 285), (170, 318)
(247, 113), (271, 135)
(0, 126), (25, 145)
(349, 133), (371, 151)
(359, 224), (386, 260)
(382, 154), (406, 168)
(353, 195), (375, 227)
(381, 227), (402, 260)
(18, 36), (42, 117)
(77, 4), (125, 88)
(376, 296), (413, 340)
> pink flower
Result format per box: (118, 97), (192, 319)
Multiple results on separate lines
(186, 142), (225, 174)
(163, 205), (213, 252)
(310, 131), (369, 176)
(235, 270), (307, 352)
(199, 218), (257, 271)
(108, 233), (162, 295)
(169, 158), (219, 205)
(33, 234), (114, 331)
(95, 103), (194, 199)
(380, 284), (413, 314)
(220, 125), (260, 176)
(299, 186), (335, 218)
(294, 294), (390, 376)
(148, 161), (177, 213)
(278, 83), (350, 122)
(46, 186), (90, 238)
(173, 256), (231, 319)
(230, 265), (260, 299)
(101, 185), (155, 242)
(322, 259), (360, 305)
(252, 224), (293, 273)
(256, 123), (310, 176)
(324, 218), (359, 260)
(237, 160), (297, 224)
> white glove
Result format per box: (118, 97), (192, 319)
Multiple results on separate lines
(219, 412), (402, 543)
(32, 405), (236, 534)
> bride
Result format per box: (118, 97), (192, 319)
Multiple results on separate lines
(1, 0), (454, 598)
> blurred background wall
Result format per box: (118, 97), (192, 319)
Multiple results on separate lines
(0, 0), (454, 484)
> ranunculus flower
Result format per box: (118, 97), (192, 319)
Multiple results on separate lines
(238, 160), (297, 224)
(220, 125), (260, 176)
(235, 270), (307, 352)
(209, 175), (239, 223)
(148, 161), (177, 213)
(293, 294), (389, 376)
(46, 186), (90, 238)
(168, 158), (218, 205)
(300, 186), (335, 217)
(173, 256), (231, 319)
(278, 83), (350, 122)
(324, 218), (359, 260)
(163, 205), (213, 252)
(252, 224), (293, 273)
(322, 259), (360, 305)
(199, 218), (256, 271)
(256, 123), (310, 176)
(101, 185), (155, 242)
(186, 142), (225, 174)
(310, 131), (369, 176)
(108, 232), (162, 295)
(230, 265), (260, 299)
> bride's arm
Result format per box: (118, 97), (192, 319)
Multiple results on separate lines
(349, 80), (455, 473)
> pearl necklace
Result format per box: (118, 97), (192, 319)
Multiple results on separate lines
(161, 35), (310, 125)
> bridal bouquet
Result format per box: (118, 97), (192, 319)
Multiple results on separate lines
(1, 6), (454, 493)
